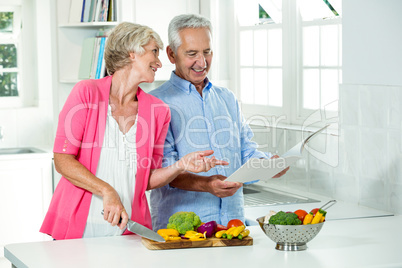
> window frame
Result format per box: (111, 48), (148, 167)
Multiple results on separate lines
(0, 3), (22, 108)
(234, 0), (341, 129)
(295, 17), (342, 126)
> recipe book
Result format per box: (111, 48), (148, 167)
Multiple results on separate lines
(226, 124), (330, 184)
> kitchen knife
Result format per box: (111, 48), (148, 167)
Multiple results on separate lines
(125, 219), (166, 242)
(101, 210), (165, 242)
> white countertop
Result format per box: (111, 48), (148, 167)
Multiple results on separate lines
(0, 146), (53, 161)
(243, 183), (393, 225)
(4, 215), (402, 268)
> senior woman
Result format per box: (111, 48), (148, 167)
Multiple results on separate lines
(40, 22), (227, 240)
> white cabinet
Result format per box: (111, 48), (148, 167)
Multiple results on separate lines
(0, 153), (53, 257)
(134, 0), (200, 81)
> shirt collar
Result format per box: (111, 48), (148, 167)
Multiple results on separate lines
(169, 71), (212, 94)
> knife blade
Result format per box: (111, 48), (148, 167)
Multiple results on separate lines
(101, 210), (165, 242)
(125, 219), (166, 242)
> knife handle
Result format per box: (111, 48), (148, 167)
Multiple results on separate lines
(101, 209), (125, 224)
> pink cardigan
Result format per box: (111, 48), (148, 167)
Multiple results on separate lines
(40, 76), (170, 240)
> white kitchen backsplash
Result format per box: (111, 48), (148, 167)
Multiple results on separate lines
(0, 109), (18, 148)
(250, 84), (402, 215)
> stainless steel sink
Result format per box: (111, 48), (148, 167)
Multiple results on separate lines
(0, 147), (46, 155)
(243, 184), (320, 207)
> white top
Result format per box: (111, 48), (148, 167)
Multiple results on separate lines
(83, 105), (137, 238)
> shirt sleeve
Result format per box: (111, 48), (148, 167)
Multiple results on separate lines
(150, 106), (171, 169)
(236, 98), (273, 164)
(161, 122), (180, 189)
(160, 123), (179, 168)
(53, 82), (89, 156)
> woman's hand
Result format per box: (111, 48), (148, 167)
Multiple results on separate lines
(147, 150), (228, 190)
(102, 188), (129, 230)
(53, 153), (130, 230)
(178, 150), (229, 173)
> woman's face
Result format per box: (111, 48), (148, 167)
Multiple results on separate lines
(132, 39), (162, 83)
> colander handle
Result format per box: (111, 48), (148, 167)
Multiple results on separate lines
(320, 200), (337, 211)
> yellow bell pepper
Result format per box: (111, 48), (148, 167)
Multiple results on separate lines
(303, 213), (314, 225)
(162, 235), (182, 241)
(157, 228), (181, 241)
(238, 229), (250, 239)
(232, 225), (246, 238)
(215, 230), (226, 238)
(223, 227), (237, 239)
(184, 230), (206, 241)
(189, 236), (206, 241)
(311, 209), (326, 224)
(157, 229), (180, 237)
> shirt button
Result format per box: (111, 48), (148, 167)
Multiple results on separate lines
(221, 212), (224, 216)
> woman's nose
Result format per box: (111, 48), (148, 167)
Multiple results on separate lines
(156, 58), (162, 68)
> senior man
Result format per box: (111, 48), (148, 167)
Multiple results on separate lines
(149, 14), (288, 231)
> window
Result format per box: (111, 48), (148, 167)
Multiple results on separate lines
(0, 3), (22, 107)
(235, 0), (342, 127)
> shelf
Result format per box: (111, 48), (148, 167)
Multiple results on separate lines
(59, 78), (81, 84)
(59, 21), (119, 28)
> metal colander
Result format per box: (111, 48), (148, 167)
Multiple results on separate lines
(256, 216), (324, 251)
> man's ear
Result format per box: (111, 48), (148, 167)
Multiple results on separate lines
(129, 52), (135, 60)
(166, 46), (176, 64)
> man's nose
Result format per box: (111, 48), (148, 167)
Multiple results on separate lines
(195, 54), (206, 67)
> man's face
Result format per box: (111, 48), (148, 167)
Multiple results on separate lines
(168, 27), (213, 88)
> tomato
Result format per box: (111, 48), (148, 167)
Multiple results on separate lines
(227, 219), (244, 228)
(294, 209), (308, 222)
(310, 208), (319, 216)
(216, 224), (228, 231)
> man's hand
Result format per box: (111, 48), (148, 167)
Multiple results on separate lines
(271, 155), (290, 178)
(206, 175), (242, 198)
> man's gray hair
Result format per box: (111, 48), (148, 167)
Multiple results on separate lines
(168, 14), (212, 54)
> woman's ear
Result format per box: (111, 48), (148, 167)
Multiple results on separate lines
(129, 52), (136, 60)
(166, 46), (176, 64)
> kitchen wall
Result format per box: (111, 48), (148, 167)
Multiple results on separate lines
(252, 0), (402, 215)
(341, 0), (402, 214)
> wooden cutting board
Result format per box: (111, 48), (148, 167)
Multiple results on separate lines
(142, 236), (253, 250)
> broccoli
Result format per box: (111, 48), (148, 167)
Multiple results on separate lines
(268, 211), (302, 225)
(166, 211), (202, 234)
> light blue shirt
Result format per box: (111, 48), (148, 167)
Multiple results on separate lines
(149, 72), (272, 230)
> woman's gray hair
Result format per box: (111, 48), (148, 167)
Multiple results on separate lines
(168, 14), (212, 54)
(104, 22), (163, 75)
